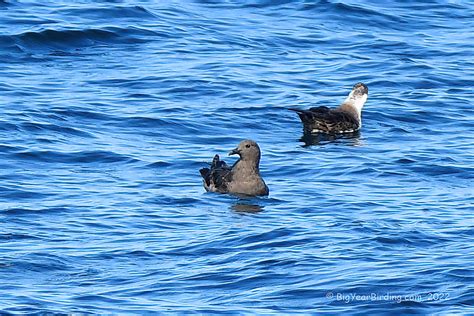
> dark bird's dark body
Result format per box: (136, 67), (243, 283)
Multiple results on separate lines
(291, 106), (360, 134)
(291, 83), (368, 134)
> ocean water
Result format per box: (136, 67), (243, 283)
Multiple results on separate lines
(1, 0), (473, 313)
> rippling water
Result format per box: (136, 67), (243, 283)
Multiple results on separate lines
(1, 0), (473, 313)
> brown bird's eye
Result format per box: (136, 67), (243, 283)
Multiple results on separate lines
(246, 144), (250, 148)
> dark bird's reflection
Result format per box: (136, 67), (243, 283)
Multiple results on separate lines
(299, 131), (361, 147)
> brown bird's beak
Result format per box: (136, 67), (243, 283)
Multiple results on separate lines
(228, 148), (240, 156)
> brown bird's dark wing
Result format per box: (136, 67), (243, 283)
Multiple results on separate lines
(290, 106), (360, 134)
(199, 154), (233, 193)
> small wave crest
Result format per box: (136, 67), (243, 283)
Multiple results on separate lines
(58, 5), (156, 20)
(12, 150), (137, 164)
(1, 26), (159, 54)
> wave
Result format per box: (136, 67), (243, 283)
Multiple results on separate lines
(18, 121), (94, 138)
(2, 207), (69, 216)
(0, 187), (53, 200)
(195, 0), (294, 9)
(58, 5), (157, 20)
(12, 149), (137, 164)
(0, 26), (159, 54)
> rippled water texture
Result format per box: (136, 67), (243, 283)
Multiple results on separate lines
(1, 0), (473, 314)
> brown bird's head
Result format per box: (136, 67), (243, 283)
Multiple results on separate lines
(229, 139), (261, 163)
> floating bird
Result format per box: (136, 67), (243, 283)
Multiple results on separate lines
(199, 140), (269, 196)
(290, 83), (368, 134)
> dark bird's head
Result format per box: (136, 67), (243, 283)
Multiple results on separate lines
(229, 139), (261, 162)
(342, 82), (369, 117)
(352, 82), (368, 97)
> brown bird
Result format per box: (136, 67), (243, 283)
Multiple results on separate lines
(290, 83), (368, 134)
(199, 140), (269, 196)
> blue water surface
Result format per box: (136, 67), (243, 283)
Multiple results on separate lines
(1, 0), (473, 314)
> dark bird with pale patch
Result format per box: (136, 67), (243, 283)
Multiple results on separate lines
(199, 140), (269, 197)
(290, 83), (368, 134)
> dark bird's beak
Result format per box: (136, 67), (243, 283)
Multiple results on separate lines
(229, 148), (240, 156)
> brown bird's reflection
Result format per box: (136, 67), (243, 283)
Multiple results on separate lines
(231, 203), (264, 214)
(299, 131), (362, 147)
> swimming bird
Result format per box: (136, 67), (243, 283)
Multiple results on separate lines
(199, 140), (269, 196)
(290, 83), (368, 134)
